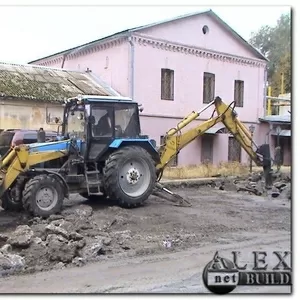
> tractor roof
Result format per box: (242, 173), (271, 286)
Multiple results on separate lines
(69, 95), (137, 104)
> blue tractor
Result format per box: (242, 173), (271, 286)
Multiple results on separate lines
(0, 95), (161, 216)
(54, 95), (160, 205)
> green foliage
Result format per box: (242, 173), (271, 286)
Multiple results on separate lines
(249, 12), (291, 95)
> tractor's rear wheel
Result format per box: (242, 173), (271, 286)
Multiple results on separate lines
(22, 174), (65, 217)
(103, 146), (156, 207)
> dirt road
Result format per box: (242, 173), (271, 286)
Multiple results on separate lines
(0, 185), (291, 293)
(0, 232), (290, 293)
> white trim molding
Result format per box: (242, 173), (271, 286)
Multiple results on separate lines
(36, 33), (267, 68)
(131, 33), (267, 68)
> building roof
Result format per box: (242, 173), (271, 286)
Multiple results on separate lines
(259, 114), (291, 124)
(28, 9), (267, 64)
(0, 61), (120, 102)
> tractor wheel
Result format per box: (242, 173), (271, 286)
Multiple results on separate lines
(1, 180), (25, 212)
(22, 174), (65, 217)
(103, 146), (156, 207)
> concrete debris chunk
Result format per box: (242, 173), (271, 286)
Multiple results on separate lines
(46, 234), (82, 263)
(79, 242), (105, 259)
(45, 223), (69, 239)
(7, 225), (34, 248)
(0, 250), (25, 275)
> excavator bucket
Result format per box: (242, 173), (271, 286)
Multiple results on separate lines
(153, 182), (192, 207)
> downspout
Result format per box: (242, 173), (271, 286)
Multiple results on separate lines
(128, 35), (135, 99)
(263, 64), (268, 116)
(61, 50), (73, 69)
(61, 53), (67, 68)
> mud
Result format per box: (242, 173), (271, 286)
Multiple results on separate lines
(0, 170), (291, 282)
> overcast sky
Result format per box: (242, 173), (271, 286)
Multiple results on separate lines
(0, 5), (291, 64)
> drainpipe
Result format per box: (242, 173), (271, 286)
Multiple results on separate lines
(128, 35), (135, 99)
(61, 53), (67, 69)
(265, 123), (273, 144)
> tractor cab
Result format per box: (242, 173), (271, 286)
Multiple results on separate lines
(62, 95), (144, 161)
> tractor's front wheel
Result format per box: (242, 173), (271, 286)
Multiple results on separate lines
(22, 174), (65, 217)
(1, 180), (25, 212)
(103, 146), (156, 207)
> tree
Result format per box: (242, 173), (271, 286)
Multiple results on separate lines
(249, 12), (291, 95)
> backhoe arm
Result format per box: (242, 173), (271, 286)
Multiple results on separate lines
(214, 97), (266, 167)
(156, 97), (272, 185)
(156, 100), (224, 173)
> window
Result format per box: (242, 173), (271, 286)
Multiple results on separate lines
(114, 104), (140, 138)
(228, 136), (241, 162)
(0, 132), (14, 146)
(23, 133), (38, 145)
(234, 80), (244, 107)
(161, 68), (174, 100)
(160, 135), (178, 166)
(90, 107), (113, 137)
(201, 135), (214, 163)
(66, 108), (86, 139)
(202, 25), (209, 34)
(203, 72), (215, 103)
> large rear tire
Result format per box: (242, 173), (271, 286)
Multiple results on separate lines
(103, 146), (156, 207)
(22, 174), (65, 217)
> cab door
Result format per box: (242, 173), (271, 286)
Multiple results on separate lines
(85, 105), (114, 161)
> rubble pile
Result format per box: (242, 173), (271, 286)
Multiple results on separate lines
(212, 170), (291, 200)
(0, 204), (133, 276)
(0, 170), (291, 277)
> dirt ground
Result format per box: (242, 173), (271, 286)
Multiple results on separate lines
(0, 174), (291, 293)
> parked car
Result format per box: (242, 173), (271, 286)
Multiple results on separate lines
(0, 129), (58, 157)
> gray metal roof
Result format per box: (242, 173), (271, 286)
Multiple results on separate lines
(259, 114), (291, 123)
(28, 9), (267, 64)
(0, 62), (120, 102)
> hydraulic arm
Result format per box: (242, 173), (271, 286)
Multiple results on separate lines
(156, 97), (272, 184)
(0, 141), (70, 198)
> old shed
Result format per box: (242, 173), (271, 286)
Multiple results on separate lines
(0, 62), (120, 130)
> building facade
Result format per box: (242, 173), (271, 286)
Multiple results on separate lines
(29, 10), (269, 167)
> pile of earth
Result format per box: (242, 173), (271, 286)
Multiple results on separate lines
(209, 170), (291, 200)
(0, 204), (138, 276)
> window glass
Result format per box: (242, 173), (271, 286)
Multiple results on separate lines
(91, 107), (113, 137)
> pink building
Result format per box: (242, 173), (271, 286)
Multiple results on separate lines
(29, 10), (271, 167)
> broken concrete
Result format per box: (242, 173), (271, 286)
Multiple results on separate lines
(0, 169), (291, 278)
(7, 225), (34, 248)
(46, 234), (86, 263)
(0, 244), (25, 276)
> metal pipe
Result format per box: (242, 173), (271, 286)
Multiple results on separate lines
(267, 86), (272, 115)
(266, 96), (290, 102)
(128, 35), (135, 99)
(167, 100), (216, 136)
(250, 132), (253, 173)
(61, 54), (67, 68)
(281, 73), (285, 94)
(196, 99), (217, 115)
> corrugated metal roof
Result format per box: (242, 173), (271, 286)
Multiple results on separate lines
(0, 62), (120, 102)
(259, 114), (291, 123)
(28, 9), (267, 64)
